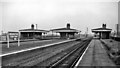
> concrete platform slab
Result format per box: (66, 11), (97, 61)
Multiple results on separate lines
(0, 39), (75, 57)
(77, 39), (116, 66)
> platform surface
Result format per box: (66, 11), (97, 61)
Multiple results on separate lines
(78, 39), (116, 66)
(101, 39), (120, 51)
(1, 39), (69, 56)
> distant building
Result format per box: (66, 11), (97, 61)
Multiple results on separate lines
(19, 24), (48, 39)
(50, 23), (78, 39)
(92, 24), (112, 39)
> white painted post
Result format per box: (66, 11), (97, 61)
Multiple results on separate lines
(18, 31), (20, 46)
(7, 33), (9, 48)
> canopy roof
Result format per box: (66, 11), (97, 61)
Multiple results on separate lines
(92, 27), (112, 32)
(19, 29), (48, 32)
(51, 28), (79, 33)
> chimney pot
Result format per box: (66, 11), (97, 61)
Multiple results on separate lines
(102, 24), (106, 28)
(67, 23), (70, 29)
(31, 24), (34, 29)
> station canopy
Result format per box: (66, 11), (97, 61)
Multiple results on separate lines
(19, 24), (48, 33)
(51, 28), (79, 33)
(92, 24), (112, 33)
(92, 28), (112, 32)
(19, 29), (48, 33)
(50, 23), (79, 33)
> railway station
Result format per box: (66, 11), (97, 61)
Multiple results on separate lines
(51, 23), (79, 39)
(19, 24), (48, 39)
(1, 0), (120, 67)
(92, 24), (112, 39)
(1, 23), (120, 67)
(0, 24), (120, 68)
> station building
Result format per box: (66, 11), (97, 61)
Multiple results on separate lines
(50, 23), (78, 39)
(19, 24), (48, 39)
(92, 24), (112, 39)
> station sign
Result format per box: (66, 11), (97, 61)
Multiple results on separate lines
(7, 31), (20, 48)
(8, 32), (19, 40)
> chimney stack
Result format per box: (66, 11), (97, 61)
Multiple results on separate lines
(36, 24), (37, 29)
(31, 24), (34, 29)
(102, 24), (106, 28)
(67, 23), (70, 29)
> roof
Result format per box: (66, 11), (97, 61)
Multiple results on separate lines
(50, 28), (79, 33)
(19, 29), (48, 32)
(92, 27), (112, 32)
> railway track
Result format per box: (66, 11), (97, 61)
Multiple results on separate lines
(2, 38), (92, 68)
(32, 38), (92, 68)
(2, 39), (81, 66)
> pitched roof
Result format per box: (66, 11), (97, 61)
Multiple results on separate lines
(19, 29), (48, 32)
(92, 28), (112, 30)
(92, 27), (112, 32)
(50, 28), (79, 33)
(51, 28), (77, 30)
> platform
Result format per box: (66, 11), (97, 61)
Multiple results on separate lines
(0, 39), (75, 57)
(77, 39), (116, 66)
(101, 39), (120, 52)
(0, 39), (39, 44)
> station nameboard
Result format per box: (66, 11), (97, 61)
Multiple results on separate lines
(8, 32), (19, 40)
(7, 32), (20, 48)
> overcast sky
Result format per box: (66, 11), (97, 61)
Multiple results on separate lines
(0, 0), (119, 34)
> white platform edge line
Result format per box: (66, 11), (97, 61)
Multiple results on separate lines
(0, 40), (71, 57)
(0, 39), (52, 43)
(0, 39), (75, 57)
(74, 40), (93, 68)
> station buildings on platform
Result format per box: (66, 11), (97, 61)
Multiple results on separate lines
(92, 24), (112, 39)
(50, 23), (79, 39)
(19, 24), (48, 39)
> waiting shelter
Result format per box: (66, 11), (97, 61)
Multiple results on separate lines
(50, 23), (78, 39)
(92, 24), (112, 39)
(19, 24), (48, 39)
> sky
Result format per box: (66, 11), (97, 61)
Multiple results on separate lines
(0, 0), (119, 34)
